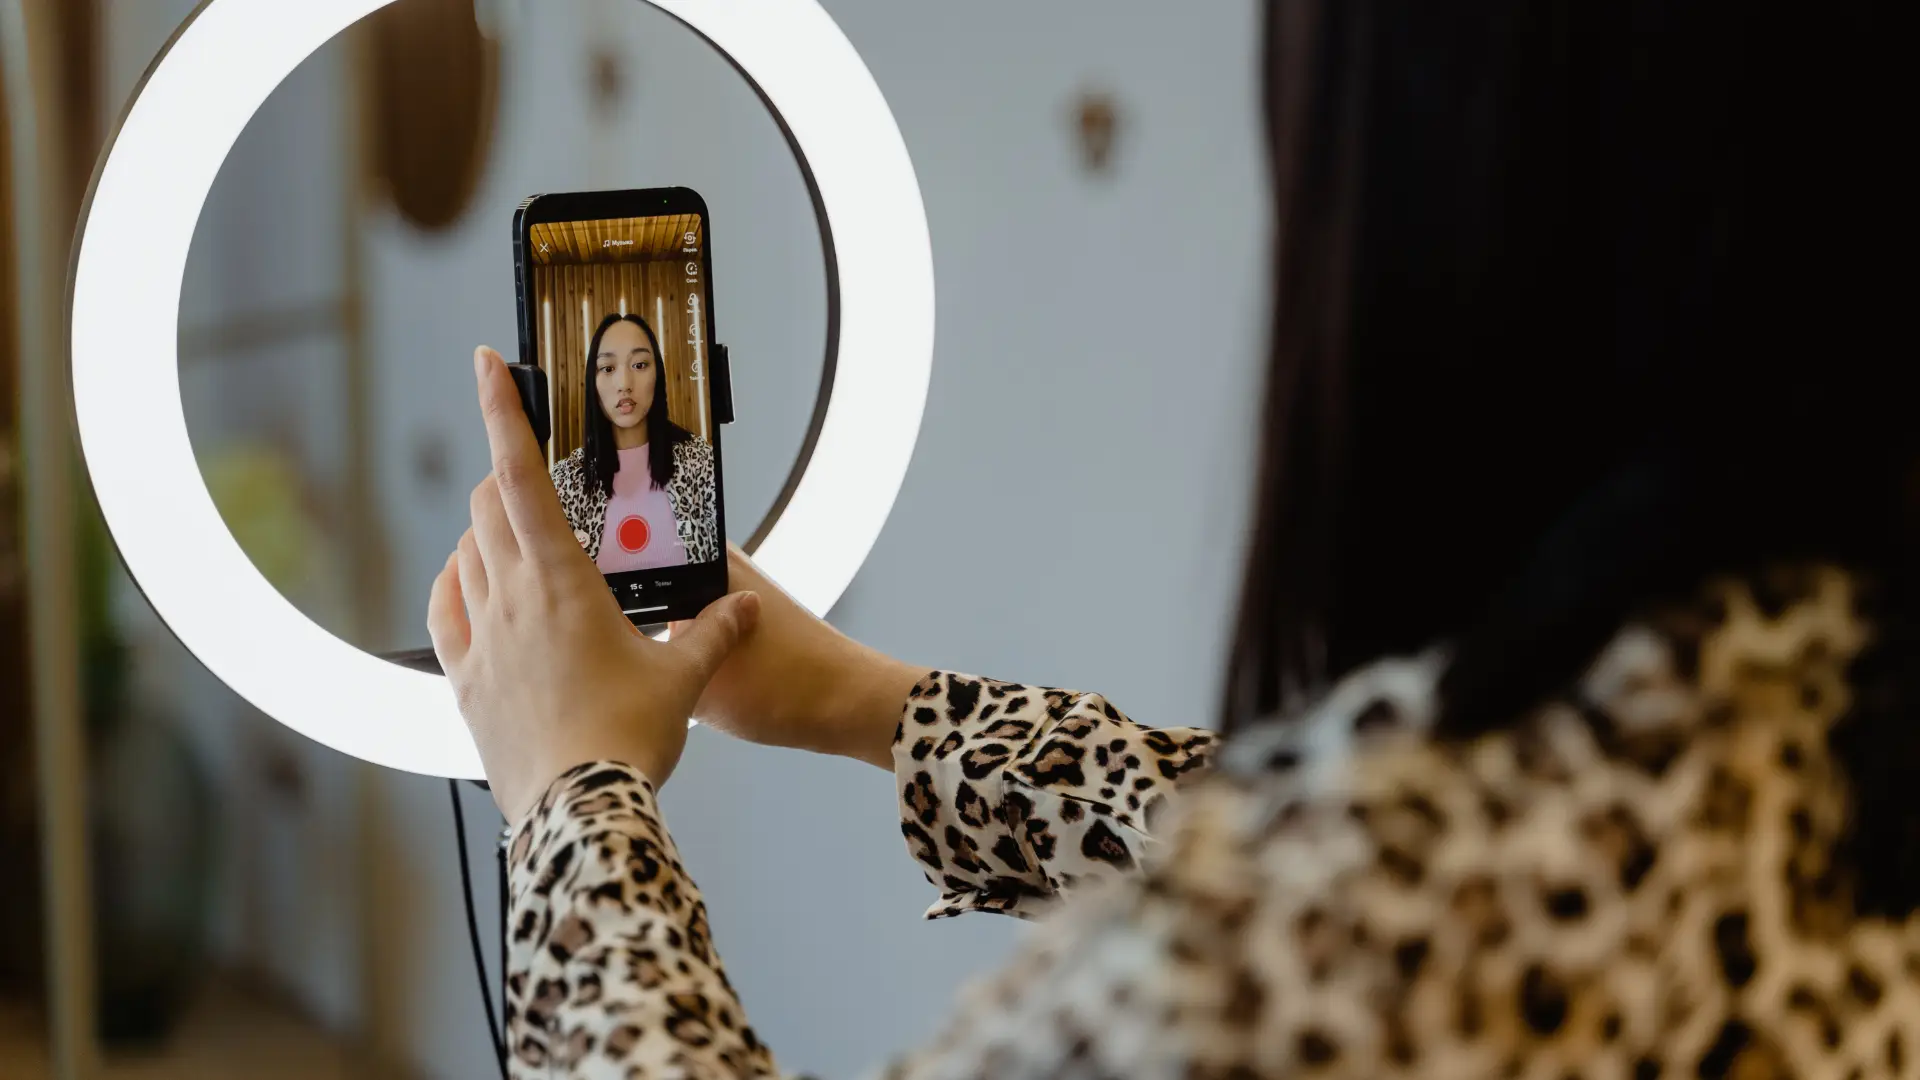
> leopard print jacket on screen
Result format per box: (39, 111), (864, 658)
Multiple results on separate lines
(548, 438), (720, 566)
(505, 565), (1920, 1078)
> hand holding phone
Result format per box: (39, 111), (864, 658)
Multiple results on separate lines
(427, 346), (760, 816)
(386, 188), (735, 674)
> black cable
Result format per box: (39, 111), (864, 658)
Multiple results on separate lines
(450, 779), (508, 1077)
(497, 824), (509, 1038)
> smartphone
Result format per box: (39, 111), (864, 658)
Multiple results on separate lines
(513, 187), (730, 627)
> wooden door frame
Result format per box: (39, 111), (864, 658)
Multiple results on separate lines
(2, 1), (100, 1077)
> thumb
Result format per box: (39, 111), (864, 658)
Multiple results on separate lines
(671, 591), (761, 682)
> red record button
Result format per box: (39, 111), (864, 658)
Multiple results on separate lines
(617, 515), (651, 553)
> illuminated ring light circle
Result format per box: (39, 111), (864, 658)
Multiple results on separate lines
(69, 0), (934, 779)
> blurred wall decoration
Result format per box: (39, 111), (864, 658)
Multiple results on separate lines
(1074, 89), (1122, 177)
(590, 47), (628, 116)
(364, 0), (500, 231)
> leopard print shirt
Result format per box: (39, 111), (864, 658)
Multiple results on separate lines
(507, 566), (1920, 1079)
(503, 680), (1218, 1077)
(548, 438), (720, 566)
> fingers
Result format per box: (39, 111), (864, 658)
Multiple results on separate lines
(427, 552), (471, 669)
(470, 474), (519, 569)
(670, 591), (762, 684)
(473, 346), (571, 561)
(456, 527), (489, 607)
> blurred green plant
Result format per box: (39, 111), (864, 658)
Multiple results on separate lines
(201, 444), (314, 596)
(78, 442), (314, 1045)
(79, 442), (317, 739)
(77, 441), (314, 1037)
(75, 475), (126, 741)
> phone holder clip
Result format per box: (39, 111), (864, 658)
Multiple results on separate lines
(508, 362), (551, 449)
(712, 343), (736, 425)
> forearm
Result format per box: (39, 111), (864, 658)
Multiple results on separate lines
(694, 544), (922, 771)
(819, 643), (925, 771)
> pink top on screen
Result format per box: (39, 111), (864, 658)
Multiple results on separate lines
(594, 445), (688, 573)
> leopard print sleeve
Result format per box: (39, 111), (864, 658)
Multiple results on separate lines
(893, 672), (1218, 921)
(876, 568), (1906, 1080)
(549, 449), (603, 558)
(505, 762), (783, 1079)
(667, 437), (720, 565)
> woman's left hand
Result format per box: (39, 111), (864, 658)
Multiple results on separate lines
(427, 346), (761, 823)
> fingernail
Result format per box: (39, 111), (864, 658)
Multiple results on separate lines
(474, 347), (490, 378)
(735, 591), (762, 632)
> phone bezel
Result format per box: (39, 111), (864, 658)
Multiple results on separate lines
(515, 187), (730, 628)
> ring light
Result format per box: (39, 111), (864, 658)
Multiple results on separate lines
(69, 0), (935, 779)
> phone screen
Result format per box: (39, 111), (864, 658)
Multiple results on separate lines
(525, 208), (723, 620)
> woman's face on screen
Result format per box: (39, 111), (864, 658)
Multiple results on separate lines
(594, 320), (657, 432)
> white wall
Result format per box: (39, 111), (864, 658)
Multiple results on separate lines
(104, 1), (1267, 1077)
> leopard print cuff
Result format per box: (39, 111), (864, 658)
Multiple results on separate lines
(894, 672), (1217, 921)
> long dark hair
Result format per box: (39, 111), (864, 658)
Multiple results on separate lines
(582, 312), (692, 497)
(1228, 3), (1911, 906)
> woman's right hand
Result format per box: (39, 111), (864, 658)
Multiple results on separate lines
(673, 545), (922, 770)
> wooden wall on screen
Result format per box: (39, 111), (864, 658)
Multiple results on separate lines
(536, 262), (711, 465)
